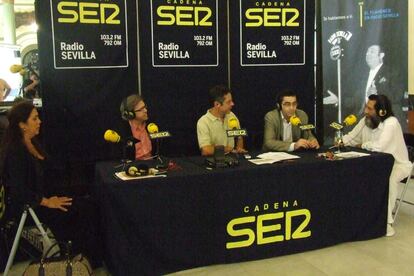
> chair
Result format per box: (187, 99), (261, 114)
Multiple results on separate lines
(1, 185), (56, 276)
(393, 143), (414, 224)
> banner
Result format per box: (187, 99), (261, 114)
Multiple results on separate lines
(321, 0), (408, 141)
(239, 0), (306, 66)
(50, 0), (129, 69)
(150, 0), (218, 67)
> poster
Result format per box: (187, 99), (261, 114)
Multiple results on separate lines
(321, 0), (408, 141)
(150, 0), (219, 67)
(50, 0), (129, 69)
(240, 0), (306, 66)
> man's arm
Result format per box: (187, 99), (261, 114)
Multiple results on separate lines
(263, 111), (292, 151)
(342, 118), (365, 146)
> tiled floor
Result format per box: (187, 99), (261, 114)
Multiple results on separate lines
(4, 185), (414, 276)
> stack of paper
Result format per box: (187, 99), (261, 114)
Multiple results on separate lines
(335, 151), (370, 159)
(249, 152), (300, 165)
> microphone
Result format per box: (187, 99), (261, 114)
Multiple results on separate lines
(103, 130), (140, 146)
(9, 64), (29, 75)
(330, 114), (357, 130)
(226, 117), (248, 137)
(289, 115), (315, 130)
(343, 114), (357, 126)
(146, 123), (171, 139)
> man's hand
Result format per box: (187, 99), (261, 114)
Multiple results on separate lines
(309, 139), (320, 149)
(294, 139), (310, 150)
(234, 147), (248, 154)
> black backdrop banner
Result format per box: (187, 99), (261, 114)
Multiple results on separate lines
(35, 0), (315, 168)
(240, 0), (306, 66)
(321, 0), (408, 143)
(230, 0), (315, 147)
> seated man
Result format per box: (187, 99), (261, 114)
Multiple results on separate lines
(197, 85), (247, 156)
(119, 94), (152, 160)
(342, 94), (411, 237)
(263, 89), (319, 151)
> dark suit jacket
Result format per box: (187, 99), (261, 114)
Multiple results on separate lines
(344, 64), (403, 117)
(263, 109), (315, 151)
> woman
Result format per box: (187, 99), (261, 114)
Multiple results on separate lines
(0, 101), (102, 268)
(119, 94), (152, 160)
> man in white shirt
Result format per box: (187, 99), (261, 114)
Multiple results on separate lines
(343, 94), (411, 237)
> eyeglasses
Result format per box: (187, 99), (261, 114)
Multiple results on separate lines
(282, 102), (297, 108)
(134, 105), (147, 113)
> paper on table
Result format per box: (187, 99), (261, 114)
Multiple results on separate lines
(114, 171), (167, 181)
(335, 151), (370, 159)
(249, 152), (300, 165)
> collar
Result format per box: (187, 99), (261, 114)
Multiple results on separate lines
(129, 120), (146, 131)
(206, 110), (226, 122)
(369, 63), (383, 74)
(280, 111), (291, 124)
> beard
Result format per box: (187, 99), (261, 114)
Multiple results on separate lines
(365, 115), (380, 129)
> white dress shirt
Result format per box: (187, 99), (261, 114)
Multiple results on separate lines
(281, 111), (295, 152)
(365, 63), (383, 100)
(343, 116), (411, 172)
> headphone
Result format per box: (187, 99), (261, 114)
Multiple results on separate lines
(121, 97), (136, 121)
(276, 93), (283, 110)
(374, 95), (388, 120)
(125, 163), (149, 177)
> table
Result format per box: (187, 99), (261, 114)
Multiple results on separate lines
(94, 150), (394, 275)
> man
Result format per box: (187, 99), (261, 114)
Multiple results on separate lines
(353, 45), (403, 120)
(0, 78), (11, 101)
(343, 94), (411, 237)
(23, 71), (40, 99)
(197, 85), (246, 156)
(263, 89), (319, 152)
(119, 94), (152, 160)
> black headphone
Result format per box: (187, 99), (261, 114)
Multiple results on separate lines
(374, 95), (388, 119)
(121, 97), (136, 121)
(276, 94), (282, 110)
(125, 163), (149, 177)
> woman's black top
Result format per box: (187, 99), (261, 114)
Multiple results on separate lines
(2, 142), (45, 213)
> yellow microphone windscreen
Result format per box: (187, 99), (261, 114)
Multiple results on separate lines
(228, 117), (239, 129)
(147, 123), (159, 134)
(104, 130), (120, 143)
(289, 115), (301, 126)
(344, 114), (357, 126)
(10, 64), (23, 73)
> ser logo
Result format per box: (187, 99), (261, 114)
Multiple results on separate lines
(156, 5), (213, 26)
(226, 208), (311, 249)
(245, 8), (300, 27)
(56, 1), (121, 24)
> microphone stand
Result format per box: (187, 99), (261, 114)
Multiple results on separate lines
(114, 140), (134, 170)
(154, 138), (168, 169)
(333, 129), (344, 153)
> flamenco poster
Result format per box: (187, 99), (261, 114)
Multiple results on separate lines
(321, 0), (408, 141)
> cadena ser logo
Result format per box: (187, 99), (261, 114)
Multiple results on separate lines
(155, 0), (213, 27)
(226, 200), (311, 249)
(55, 0), (121, 24)
(244, 1), (301, 27)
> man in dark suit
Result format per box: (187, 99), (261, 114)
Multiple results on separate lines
(263, 89), (319, 152)
(348, 45), (404, 122)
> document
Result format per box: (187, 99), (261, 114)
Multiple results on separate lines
(335, 151), (370, 159)
(249, 152), (300, 165)
(114, 171), (167, 181)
